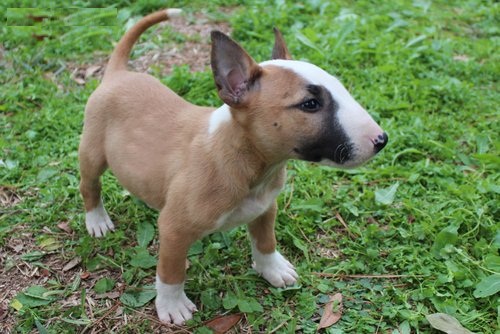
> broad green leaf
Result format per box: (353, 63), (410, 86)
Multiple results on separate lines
(200, 289), (221, 310)
(484, 255), (500, 272)
(248, 298), (263, 312)
(413, 0), (431, 12)
(473, 274), (500, 298)
(21, 251), (45, 262)
(398, 321), (411, 334)
(24, 285), (52, 300)
(426, 313), (473, 334)
(38, 236), (62, 251)
(37, 168), (58, 182)
(431, 225), (458, 257)
(120, 285), (156, 308)
(14, 286), (56, 308)
(136, 222), (155, 248)
(0, 159), (18, 169)
(94, 277), (115, 294)
(129, 248), (156, 269)
(196, 327), (214, 334)
(188, 240), (204, 256)
(292, 198), (324, 212)
(35, 319), (49, 334)
(285, 228), (309, 261)
(494, 231), (500, 249)
(375, 182), (400, 205)
(86, 257), (106, 271)
(237, 299), (254, 313)
(222, 292), (238, 310)
(237, 297), (263, 313)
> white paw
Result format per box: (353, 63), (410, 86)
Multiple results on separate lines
(155, 276), (197, 325)
(85, 200), (114, 237)
(252, 250), (298, 287)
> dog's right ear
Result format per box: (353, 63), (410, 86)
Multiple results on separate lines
(211, 31), (261, 107)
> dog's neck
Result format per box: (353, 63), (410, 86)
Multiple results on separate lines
(206, 104), (286, 189)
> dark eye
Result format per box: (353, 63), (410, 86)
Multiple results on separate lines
(299, 98), (321, 112)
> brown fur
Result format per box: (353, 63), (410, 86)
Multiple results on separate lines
(79, 10), (336, 287)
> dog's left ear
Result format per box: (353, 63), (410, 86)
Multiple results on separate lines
(272, 28), (292, 60)
(211, 31), (261, 107)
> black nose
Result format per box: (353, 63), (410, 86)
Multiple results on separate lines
(374, 132), (388, 153)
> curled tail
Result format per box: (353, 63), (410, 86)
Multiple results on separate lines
(104, 8), (182, 78)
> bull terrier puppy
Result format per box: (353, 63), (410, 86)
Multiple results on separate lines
(79, 8), (388, 325)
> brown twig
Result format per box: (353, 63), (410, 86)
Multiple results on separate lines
(81, 302), (120, 334)
(284, 177), (295, 211)
(375, 315), (384, 334)
(334, 211), (355, 239)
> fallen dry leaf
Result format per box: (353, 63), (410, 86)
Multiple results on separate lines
(63, 257), (81, 272)
(453, 54), (470, 62)
(95, 291), (120, 300)
(32, 34), (49, 41)
(426, 313), (474, 334)
(11, 243), (23, 253)
(73, 76), (86, 85)
(206, 313), (242, 334)
(0, 186), (21, 207)
(85, 65), (102, 79)
(27, 14), (51, 22)
(318, 293), (343, 330)
(57, 221), (73, 234)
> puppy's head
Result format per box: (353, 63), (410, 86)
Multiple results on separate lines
(210, 29), (387, 168)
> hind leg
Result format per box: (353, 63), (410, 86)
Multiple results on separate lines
(79, 140), (114, 237)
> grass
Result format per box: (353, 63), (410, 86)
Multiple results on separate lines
(1, 0), (499, 333)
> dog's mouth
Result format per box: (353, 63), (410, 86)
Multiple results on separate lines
(293, 142), (354, 165)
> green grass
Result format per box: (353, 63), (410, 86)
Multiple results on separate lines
(1, 0), (499, 333)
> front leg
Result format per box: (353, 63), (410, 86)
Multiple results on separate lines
(248, 202), (298, 287)
(155, 210), (198, 325)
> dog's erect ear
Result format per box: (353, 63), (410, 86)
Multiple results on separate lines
(211, 31), (261, 107)
(272, 28), (292, 60)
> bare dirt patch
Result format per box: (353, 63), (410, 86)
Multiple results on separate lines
(0, 186), (22, 208)
(69, 10), (232, 86)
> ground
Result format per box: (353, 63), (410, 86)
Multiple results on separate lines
(1, 1), (498, 333)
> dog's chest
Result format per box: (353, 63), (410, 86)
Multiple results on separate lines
(213, 184), (282, 232)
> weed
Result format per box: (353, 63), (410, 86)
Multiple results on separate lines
(1, 0), (498, 333)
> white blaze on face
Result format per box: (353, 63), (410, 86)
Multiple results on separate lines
(260, 59), (384, 166)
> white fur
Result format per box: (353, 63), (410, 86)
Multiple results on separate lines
(208, 104), (232, 134)
(251, 240), (298, 287)
(260, 59), (384, 167)
(166, 8), (182, 18)
(213, 186), (281, 232)
(155, 275), (197, 325)
(85, 199), (114, 237)
(210, 164), (284, 233)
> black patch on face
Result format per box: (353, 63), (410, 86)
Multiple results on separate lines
(294, 85), (353, 164)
